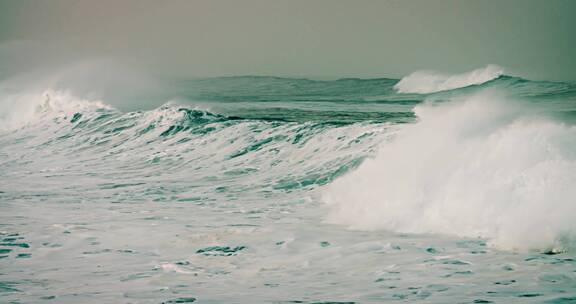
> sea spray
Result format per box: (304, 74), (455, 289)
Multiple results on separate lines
(0, 89), (112, 131)
(322, 90), (576, 252)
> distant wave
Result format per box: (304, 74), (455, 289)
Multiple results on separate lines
(322, 89), (576, 252)
(394, 65), (505, 94)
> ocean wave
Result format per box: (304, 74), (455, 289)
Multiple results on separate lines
(394, 65), (505, 94)
(322, 89), (576, 252)
(0, 89), (394, 193)
(0, 88), (231, 135)
(0, 89), (112, 131)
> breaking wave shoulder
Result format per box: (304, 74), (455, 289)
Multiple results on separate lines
(0, 89), (113, 131)
(322, 89), (576, 253)
(394, 65), (505, 94)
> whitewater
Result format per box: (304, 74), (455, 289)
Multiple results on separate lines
(2, 66), (576, 303)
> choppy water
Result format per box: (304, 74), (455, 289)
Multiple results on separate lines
(2, 66), (576, 303)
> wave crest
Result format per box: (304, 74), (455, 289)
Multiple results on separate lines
(0, 89), (112, 131)
(322, 90), (576, 252)
(394, 65), (505, 94)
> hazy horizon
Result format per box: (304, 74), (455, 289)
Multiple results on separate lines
(1, 0), (576, 81)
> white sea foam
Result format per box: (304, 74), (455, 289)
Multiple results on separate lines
(322, 90), (576, 252)
(0, 89), (111, 131)
(394, 65), (504, 94)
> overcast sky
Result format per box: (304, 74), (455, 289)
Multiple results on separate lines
(1, 0), (575, 81)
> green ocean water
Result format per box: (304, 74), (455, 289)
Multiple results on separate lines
(1, 66), (576, 303)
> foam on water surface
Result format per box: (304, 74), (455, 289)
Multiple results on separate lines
(1, 70), (576, 303)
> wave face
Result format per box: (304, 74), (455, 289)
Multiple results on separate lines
(323, 90), (576, 252)
(0, 89), (396, 198)
(394, 65), (505, 94)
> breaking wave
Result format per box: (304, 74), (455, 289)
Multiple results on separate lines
(394, 65), (505, 94)
(322, 90), (576, 252)
(0, 88), (394, 195)
(0, 89), (112, 131)
(3, 73), (576, 254)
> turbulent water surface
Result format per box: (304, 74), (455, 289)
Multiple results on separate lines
(2, 66), (576, 303)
